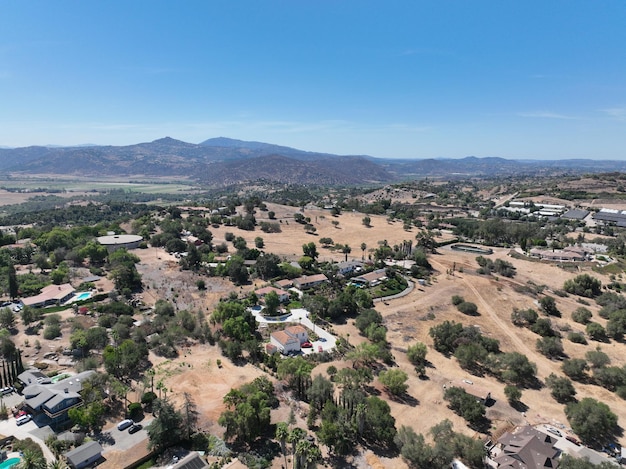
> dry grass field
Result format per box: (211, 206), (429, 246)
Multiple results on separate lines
(124, 204), (626, 467)
(9, 200), (626, 468)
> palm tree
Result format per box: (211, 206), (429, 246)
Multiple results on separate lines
(15, 449), (47, 469)
(48, 460), (69, 469)
(341, 244), (351, 262)
(360, 243), (366, 260)
(287, 427), (306, 456)
(276, 422), (290, 469)
(295, 439), (321, 469)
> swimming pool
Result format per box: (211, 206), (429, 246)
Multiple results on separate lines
(74, 292), (92, 301)
(0, 458), (20, 469)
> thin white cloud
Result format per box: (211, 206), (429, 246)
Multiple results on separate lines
(601, 107), (626, 121)
(517, 111), (578, 120)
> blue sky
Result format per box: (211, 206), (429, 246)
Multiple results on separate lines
(1, 1), (626, 159)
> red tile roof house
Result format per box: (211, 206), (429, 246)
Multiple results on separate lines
(255, 286), (290, 303)
(21, 283), (75, 308)
(270, 325), (309, 355)
(270, 330), (301, 355)
(285, 325), (308, 344)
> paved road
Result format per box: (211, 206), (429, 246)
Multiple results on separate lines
(100, 418), (153, 453)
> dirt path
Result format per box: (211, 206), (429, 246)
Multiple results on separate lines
(431, 257), (560, 380)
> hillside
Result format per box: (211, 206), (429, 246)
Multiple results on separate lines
(3, 136), (626, 186)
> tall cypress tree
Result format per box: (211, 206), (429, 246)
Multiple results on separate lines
(8, 263), (18, 300)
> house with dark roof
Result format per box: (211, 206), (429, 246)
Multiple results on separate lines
(19, 370), (96, 429)
(487, 425), (559, 468)
(64, 441), (103, 469)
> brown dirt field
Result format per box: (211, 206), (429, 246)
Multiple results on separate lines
(12, 204), (626, 468)
(132, 207), (626, 468)
(120, 204), (626, 468)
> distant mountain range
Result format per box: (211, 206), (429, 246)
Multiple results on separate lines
(0, 137), (625, 186)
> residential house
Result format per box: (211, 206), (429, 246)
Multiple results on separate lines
(19, 370), (96, 429)
(64, 441), (104, 469)
(172, 452), (209, 469)
(293, 273), (328, 290)
(336, 261), (363, 276)
(529, 248), (586, 262)
(255, 286), (290, 303)
(352, 268), (387, 287)
(270, 330), (301, 355)
(276, 279), (293, 289)
(487, 425), (559, 468)
(21, 283), (75, 308)
(285, 325), (308, 344)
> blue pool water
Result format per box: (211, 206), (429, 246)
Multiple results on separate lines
(74, 292), (91, 301)
(0, 458), (20, 469)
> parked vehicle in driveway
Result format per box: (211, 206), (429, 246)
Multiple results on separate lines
(16, 414), (32, 425)
(1, 386), (14, 395)
(301, 342), (313, 348)
(565, 435), (580, 445)
(318, 337), (327, 342)
(545, 426), (562, 437)
(128, 423), (143, 434)
(117, 419), (134, 430)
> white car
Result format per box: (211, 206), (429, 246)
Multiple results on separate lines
(16, 414), (32, 426)
(117, 419), (134, 431)
(545, 426), (562, 437)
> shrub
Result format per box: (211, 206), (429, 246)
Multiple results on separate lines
(456, 301), (478, 316)
(128, 402), (143, 419)
(451, 295), (464, 306)
(43, 324), (62, 340)
(564, 274), (602, 298)
(572, 307), (592, 324)
(141, 391), (157, 405)
(586, 322), (607, 342)
(567, 332), (587, 344)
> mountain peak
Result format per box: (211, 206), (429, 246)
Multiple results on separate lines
(151, 136), (188, 145)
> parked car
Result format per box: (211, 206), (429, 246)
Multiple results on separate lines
(318, 346), (323, 353)
(318, 337), (327, 342)
(301, 342), (313, 348)
(545, 427), (562, 437)
(1, 386), (14, 395)
(117, 419), (134, 431)
(565, 435), (580, 445)
(128, 423), (143, 434)
(16, 414), (32, 426)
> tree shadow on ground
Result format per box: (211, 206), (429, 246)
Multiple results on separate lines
(511, 400), (529, 413)
(395, 392), (419, 407)
(94, 431), (115, 446)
